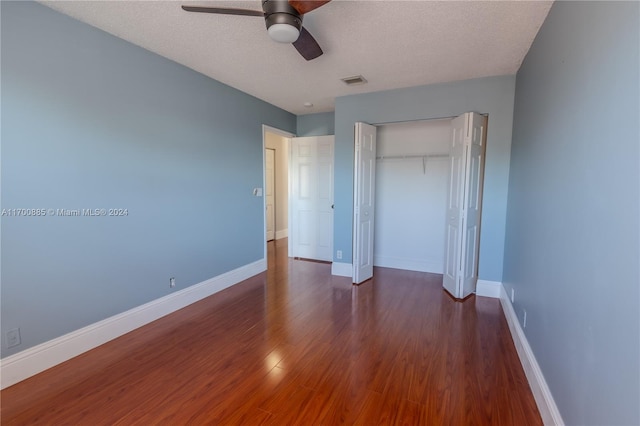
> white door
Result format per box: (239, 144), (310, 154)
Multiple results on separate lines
(289, 136), (334, 261)
(443, 115), (466, 296)
(265, 148), (276, 241)
(443, 112), (487, 299)
(353, 123), (377, 284)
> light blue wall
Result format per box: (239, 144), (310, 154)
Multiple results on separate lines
(0, 1), (295, 357)
(504, 2), (639, 425)
(296, 111), (335, 136)
(334, 76), (516, 281)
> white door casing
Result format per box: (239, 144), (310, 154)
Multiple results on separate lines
(265, 148), (276, 241)
(443, 112), (487, 299)
(353, 123), (377, 284)
(289, 136), (334, 261)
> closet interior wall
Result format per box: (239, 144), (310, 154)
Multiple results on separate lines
(374, 118), (451, 274)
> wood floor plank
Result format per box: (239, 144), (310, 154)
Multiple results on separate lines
(1, 238), (541, 425)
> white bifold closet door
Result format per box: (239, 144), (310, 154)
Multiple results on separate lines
(289, 135), (334, 262)
(443, 112), (487, 299)
(353, 123), (377, 284)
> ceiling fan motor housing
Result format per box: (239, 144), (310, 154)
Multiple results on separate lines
(263, 0), (302, 42)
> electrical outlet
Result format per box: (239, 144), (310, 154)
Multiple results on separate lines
(511, 288), (515, 303)
(6, 328), (21, 348)
(523, 310), (527, 328)
(336, 250), (342, 260)
(169, 277), (176, 288)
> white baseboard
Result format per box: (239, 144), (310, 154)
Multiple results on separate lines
(476, 279), (502, 298)
(499, 285), (564, 426)
(373, 255), (442, 274)
(275, 229), (288, 240)
(0, 259), (267, 390)
(331, 262), (352, 277)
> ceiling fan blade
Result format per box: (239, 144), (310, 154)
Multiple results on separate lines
(288, 0), (330, 15)
(181, 5), (264, 17)
(292, 26), (323, 61)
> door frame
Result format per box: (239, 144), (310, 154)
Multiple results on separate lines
(262, 125), (295, 264)
(265, 148), (276, 242)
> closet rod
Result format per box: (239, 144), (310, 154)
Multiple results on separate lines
(375, 153), (448, 160)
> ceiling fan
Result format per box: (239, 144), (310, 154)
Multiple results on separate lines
(181, 1), (331, 61)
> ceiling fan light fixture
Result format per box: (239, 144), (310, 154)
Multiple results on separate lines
(268, 23), (300, 43)
(181, 0), (326, 60)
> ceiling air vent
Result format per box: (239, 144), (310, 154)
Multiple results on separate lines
(341, 75), (368, 86)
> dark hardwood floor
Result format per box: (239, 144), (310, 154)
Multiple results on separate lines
(1, 238), (541, 425)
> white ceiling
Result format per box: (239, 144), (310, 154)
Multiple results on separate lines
(40, 0), (553, 115)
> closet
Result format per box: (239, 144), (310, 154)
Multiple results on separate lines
(353, 112), (487, 299)
(374, 118), (451, 274)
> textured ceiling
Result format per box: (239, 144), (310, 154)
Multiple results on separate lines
(40, 0), (553, 115)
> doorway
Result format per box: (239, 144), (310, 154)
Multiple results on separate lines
(262, 126), (335, 266)
(262, 126), (294, 264)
